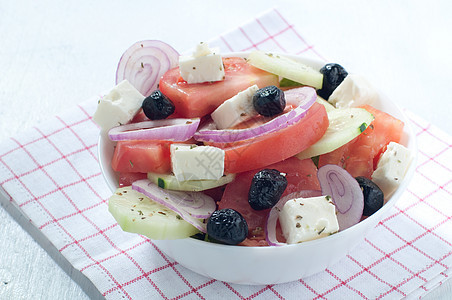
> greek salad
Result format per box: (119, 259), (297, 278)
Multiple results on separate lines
(94, 41), (413, 247)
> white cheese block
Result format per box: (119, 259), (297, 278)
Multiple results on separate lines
(371, 142), (413, 200)
(279, 196), (339, 244)
(211, 85), (259, 129)
(170, 144), (225, 181)
(329, 74), (379, 108)
(179, 43), (225, 84)
(93, 80), (145, 131)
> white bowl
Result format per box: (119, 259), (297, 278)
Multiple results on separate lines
(98, 52), (417, 285)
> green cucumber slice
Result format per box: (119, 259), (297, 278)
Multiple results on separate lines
(280, 77), (301, 87)
(148, 172), (235, 191)
(248, 51), (323, 89)
(108, 186), (199, 239)
(296, 108), (374, 160)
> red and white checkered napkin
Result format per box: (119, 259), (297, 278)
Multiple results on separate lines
(1, 8), (451, 300)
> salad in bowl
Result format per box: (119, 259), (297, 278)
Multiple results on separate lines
(96, 40), (416, 284)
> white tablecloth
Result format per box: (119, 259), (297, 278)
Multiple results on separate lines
(1, 1), (451, 299)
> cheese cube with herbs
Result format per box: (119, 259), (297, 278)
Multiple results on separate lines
(211, 85), (259, 129)
(179, 42), (225, 84)
(93, 80), (145, 131)
(170, 144), (225, 181)
(329, 74), (379, 108)
(279, 196), (339, 244)
(371, 142), (413, 199)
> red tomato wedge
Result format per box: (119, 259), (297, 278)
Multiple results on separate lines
(111, 140), (172, 174)
(219, 157), (320, 246)
(159, 57), (279, 118)
(361, 104), (404, 168)
(208, 102), (329, 174)
(318, 104), (404, 178)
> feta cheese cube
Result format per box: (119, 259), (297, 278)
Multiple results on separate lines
(170, 144), (225, 181)
(211, 85), (259, 129)
(329, 74), (379, 108)
(279, 196), (339, 244)
(93, 80), (144, 131)
(179, 43), (225, 84)
(372, 142), (413, 200)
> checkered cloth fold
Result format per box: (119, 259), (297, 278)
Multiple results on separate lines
(1, 8), (451, 300)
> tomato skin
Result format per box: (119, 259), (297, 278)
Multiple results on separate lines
(219, 157), (320, 245)
(209, 103), (329, 174)
(318, 104), (404, 178)
(159, 57), (279, 118)
(111, 140), (172, 174)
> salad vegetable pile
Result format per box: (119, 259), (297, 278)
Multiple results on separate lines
(94, 40), (413, 247)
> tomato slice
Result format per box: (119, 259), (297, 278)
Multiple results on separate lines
(360, 104), (404, 159)
(159, 57), (279, 118)
(219, 157), (320, 246)
(118, 172), (147, 187)
(318, 104), (404, 178)
(208, 102), (329, 174)
(111, 140), (172, 174)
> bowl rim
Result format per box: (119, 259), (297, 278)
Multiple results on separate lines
(98, 51), (418, 250)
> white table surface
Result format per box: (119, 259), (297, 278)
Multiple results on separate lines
(1, 0), (451, 298)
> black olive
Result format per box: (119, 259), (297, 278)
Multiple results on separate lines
(248, 169), (288, 210)
(142, 90), (175, 120)
(252, 86), (286, 117)
(317, 63), (348, 100)
(206, 209), (248, 245)
(355, 176), (384, 216)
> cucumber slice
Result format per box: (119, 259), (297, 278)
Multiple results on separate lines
(316, 96), (335, 112)
(280, 77), (301, 88)
(296, 108), (374, 160)
(248, 51), (323, 89)
(108, 186), (199, 239)
(148, 172), (235, 191)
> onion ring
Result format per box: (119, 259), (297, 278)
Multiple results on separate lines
(116, 40), (179, 97)
(132, 179), (217, 232)
(317, 164), (364, 231)
(108, 118), (200, 141)
(194, 87), (317, 143)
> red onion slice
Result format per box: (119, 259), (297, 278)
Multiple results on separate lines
(108, 118), (200, 141)
(284, 86), (318, 107)
(132, 179), (217, 232)
(317, 165), (364, 231)
(265, 190), (322, 246)
(132, 179), (216, 218)
(194, 87), (317, 143)
(116, 40), (179, 97)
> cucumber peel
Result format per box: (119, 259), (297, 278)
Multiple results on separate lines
(148, 172), (235, 191)
(280, 77), (302, 87)
(248, 51), (323, 89)
(296, 108), (374, 160)
(108, 186), (199, 239)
